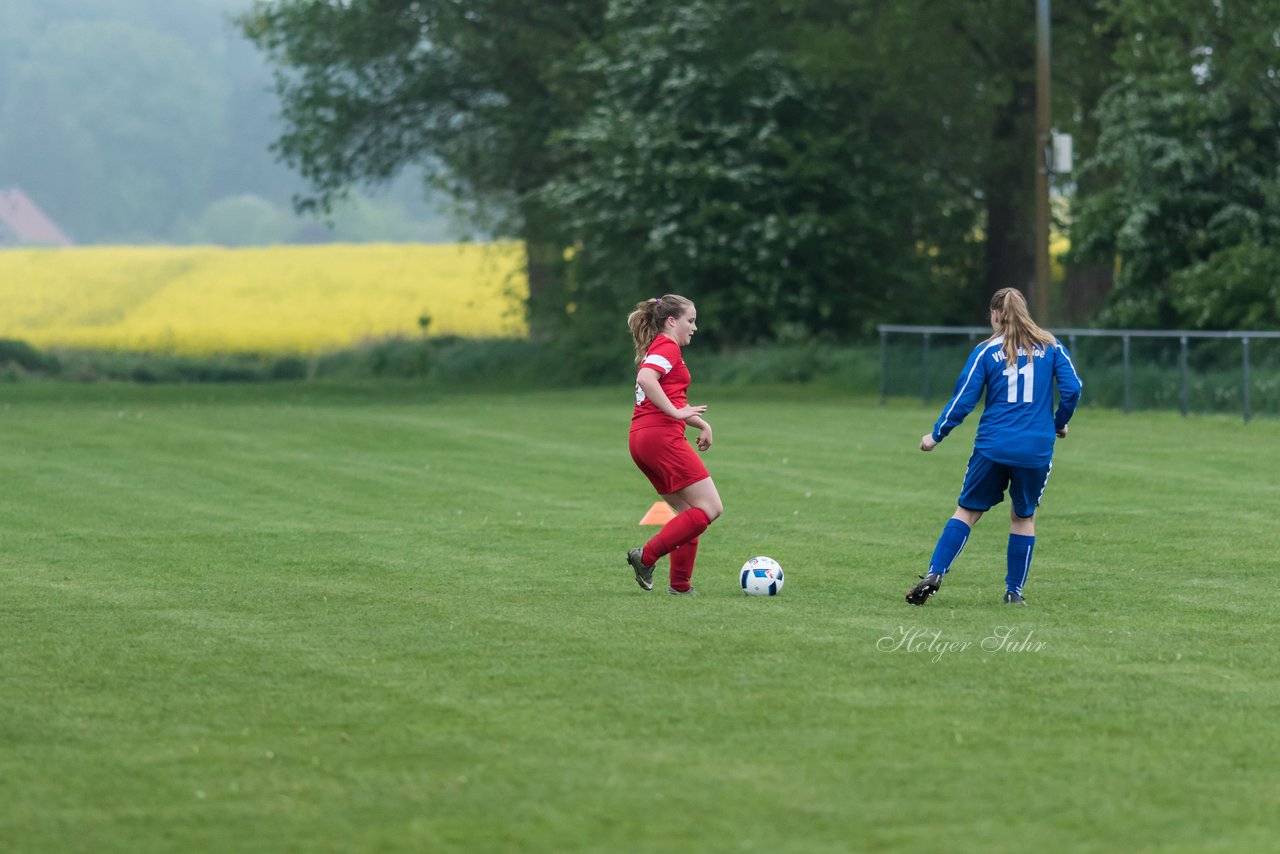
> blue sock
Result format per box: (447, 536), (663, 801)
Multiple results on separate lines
(1007, 534), (1035, 594)
(928, 519), (971, 576)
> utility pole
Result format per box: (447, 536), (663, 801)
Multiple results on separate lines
(1034, 0), (1051, 323)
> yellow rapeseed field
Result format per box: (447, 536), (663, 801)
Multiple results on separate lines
(0, 243), (527, 354)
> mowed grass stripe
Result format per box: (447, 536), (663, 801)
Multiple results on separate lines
(1, 384), (1277, 853)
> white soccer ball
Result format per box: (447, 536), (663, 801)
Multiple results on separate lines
(740, 556), (784, 596)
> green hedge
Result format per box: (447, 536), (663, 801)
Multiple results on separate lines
(0, 336), (884, 393)
(4, 334), (1272, 418)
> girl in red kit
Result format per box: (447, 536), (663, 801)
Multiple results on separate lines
(625, 294), (723, 595)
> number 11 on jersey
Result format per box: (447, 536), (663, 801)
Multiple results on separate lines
(1003, 361), (1034, 403)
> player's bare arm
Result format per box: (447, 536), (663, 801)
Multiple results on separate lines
(636, 369), (707, 421)
(687, 415), (713, 451)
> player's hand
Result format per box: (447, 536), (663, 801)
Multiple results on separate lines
(919, 433), (937, 452)
(695, 423), (713, 452)
(1056, 424), (1069, 439)
(674, 404), (707, 421)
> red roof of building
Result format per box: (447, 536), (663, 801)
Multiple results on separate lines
(0, 188), (73, 247)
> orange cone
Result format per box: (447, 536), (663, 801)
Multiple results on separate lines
(639, 501), (677, 525)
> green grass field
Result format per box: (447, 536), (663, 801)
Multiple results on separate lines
(2, 382), (1277, 853)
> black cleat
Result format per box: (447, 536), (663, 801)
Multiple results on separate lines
(666, 586), (699, 596)
(1003, 591), (1027, 606)
(905, 573), (943, 606)
(627, 548), (655, 591)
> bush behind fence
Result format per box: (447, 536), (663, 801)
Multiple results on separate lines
(879, 326), (1280, 420)
(4, 327), (1276, 421)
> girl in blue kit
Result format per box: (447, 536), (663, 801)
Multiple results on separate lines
(907, 287), (1083, 606)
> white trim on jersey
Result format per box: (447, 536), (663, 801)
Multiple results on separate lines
(642, 353), (673, 374)
(1055, 340), (1084, 388)
(939, 337), (1003, 428)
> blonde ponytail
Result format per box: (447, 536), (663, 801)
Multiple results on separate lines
(990, 288), (1055, 364)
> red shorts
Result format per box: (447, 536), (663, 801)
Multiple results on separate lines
(629, 425), (710, 495)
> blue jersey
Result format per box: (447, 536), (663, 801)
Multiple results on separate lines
(932, 336), (1083, 467)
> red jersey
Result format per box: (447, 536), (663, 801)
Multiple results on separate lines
(631, 335), (690, 431)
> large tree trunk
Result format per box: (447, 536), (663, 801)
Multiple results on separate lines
(983, 77), (1037, 310)
(985, 193), (1035, 301)
(519, 198), (563, 342)
(523, 237), (559, 342)
(1062, 263), (1113, 324)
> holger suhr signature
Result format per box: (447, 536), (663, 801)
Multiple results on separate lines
(877, 625), (1047, 662)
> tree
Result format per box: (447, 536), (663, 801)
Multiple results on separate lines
(848, 0), (1045, 318)
(239, 0), (608, 334)
(542, 0), (992, 344)
(946, 1), (1039, 304)
(1051, 0), (1123, 323)
(846, 0), (1057, 312)
(178, 194), (294, 246)
(237, 0), (1135, 339)
(1069, 0), (1280, 328)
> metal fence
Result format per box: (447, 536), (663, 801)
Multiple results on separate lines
(878, 325), (1280, 422)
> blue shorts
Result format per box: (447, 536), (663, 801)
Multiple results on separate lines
(957, 450), (1052, 518)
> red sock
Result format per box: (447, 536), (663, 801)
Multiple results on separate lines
(669, 536), (698, 592)
(642, 507), (710, 567)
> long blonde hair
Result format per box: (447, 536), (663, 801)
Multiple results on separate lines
(990, 288), (1055, 364)
(627, 294), (694, 363)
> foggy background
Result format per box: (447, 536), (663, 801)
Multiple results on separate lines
(0, 0), (454, 245)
